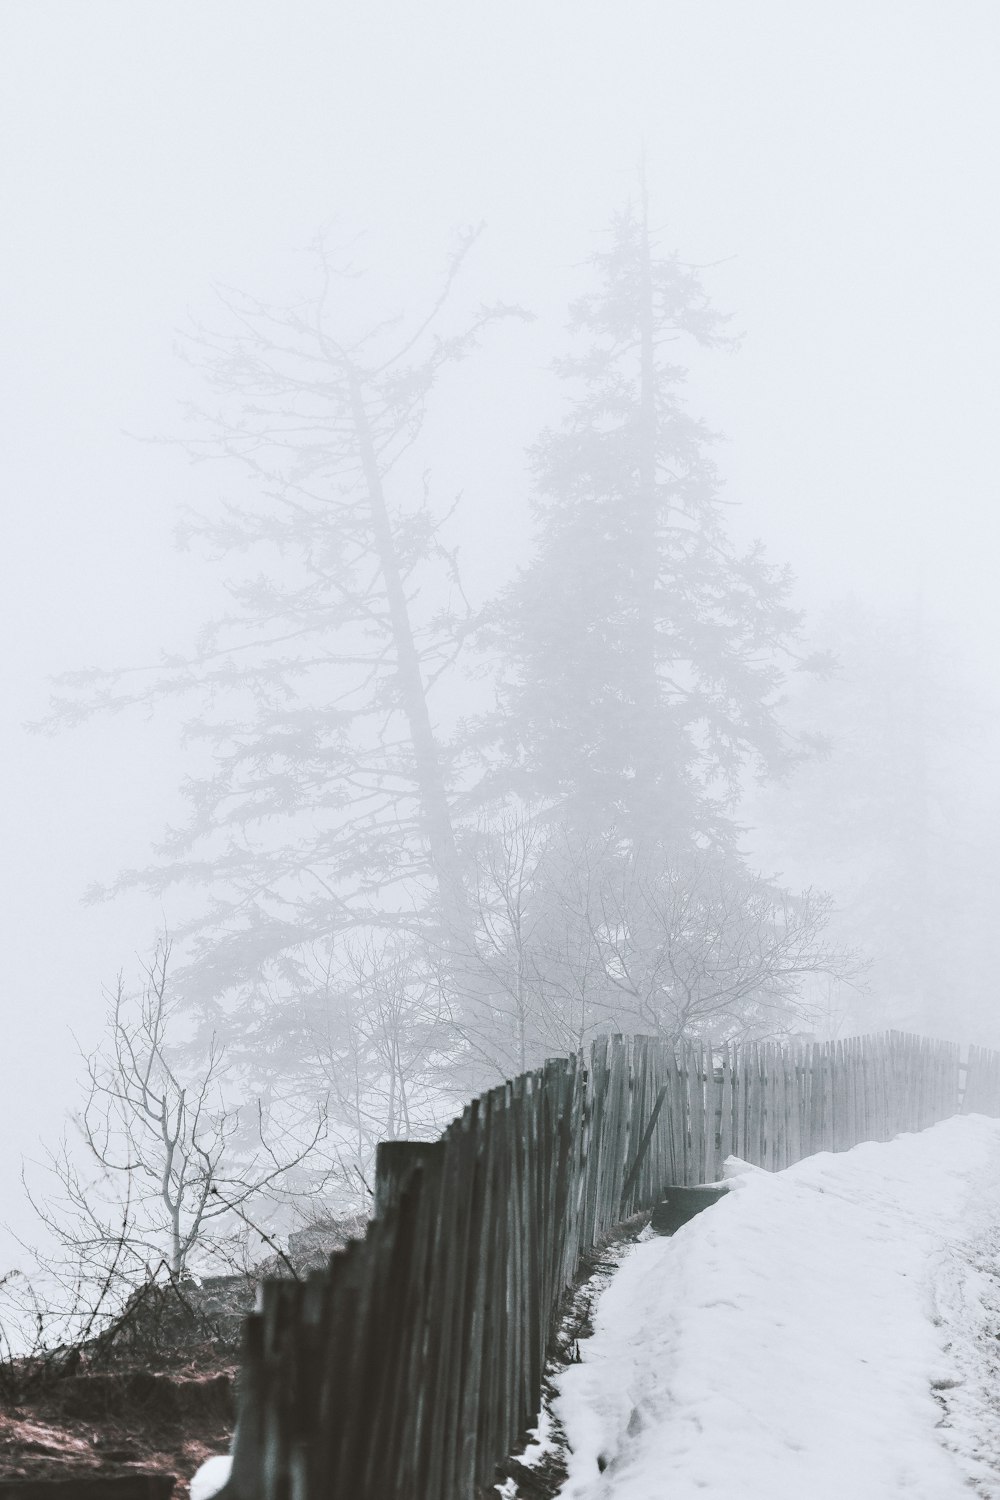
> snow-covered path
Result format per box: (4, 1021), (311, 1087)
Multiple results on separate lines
(551, 1115), (1000, 1500)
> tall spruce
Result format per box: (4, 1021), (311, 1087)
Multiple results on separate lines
(497, 200), (800, 848)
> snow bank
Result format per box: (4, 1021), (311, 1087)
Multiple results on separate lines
(552, 1115), (1000, 1500)
(189, 1453), (232, 1499)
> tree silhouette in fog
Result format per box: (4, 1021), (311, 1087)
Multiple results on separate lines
(41, 212), (852, 1190)
(494, 198), (802, 848)
(46, 235), (521, 1043)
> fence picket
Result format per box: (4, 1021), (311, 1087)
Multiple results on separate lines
(720, 1043), (733, 1167)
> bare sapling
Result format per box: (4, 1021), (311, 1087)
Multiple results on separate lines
(13, 935), (330, 1360)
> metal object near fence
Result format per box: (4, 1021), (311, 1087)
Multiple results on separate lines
(216, 1030), (999, 1500)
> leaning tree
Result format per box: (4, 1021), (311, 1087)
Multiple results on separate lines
(43, 233), (522, 1102)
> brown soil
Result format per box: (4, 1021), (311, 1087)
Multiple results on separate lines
(0, 1280), (246, 1496)
(0, 1361), (235, 1496)
(0, 1219), (367, 1495)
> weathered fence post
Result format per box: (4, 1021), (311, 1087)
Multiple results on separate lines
(374, 1140), (444, 1219)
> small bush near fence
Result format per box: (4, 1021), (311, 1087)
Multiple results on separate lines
(219, 1031), (1000, 1500)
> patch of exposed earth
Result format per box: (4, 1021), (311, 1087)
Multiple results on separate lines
(0, 1359), (234, 1495)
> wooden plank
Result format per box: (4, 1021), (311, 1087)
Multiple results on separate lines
(851, 1034), (860, 1137)
(871, 1034), (883, 1140)
(747, 1044), (764, 1169)
(580, 1041), (607, 1249)
(454, 1088), (496, 1499)
(384, 1145), (447, 1498)
(650, 1041), (672, 1197)
(779, 1044), (792, 1169)
(731, 1044), (744, 1163)
(667, 1044), (686, 1186)
(765, 1045), (778, 1172)
(790, 1043), (801, 1168)
(839, 1038), (851, 1150)
(619, 1083), (670, 1214)
(424, 1110), (477, 1500)
(690, 1042), (705, 1184)
(851, 1037), (863, 1147)
(807, 1042), (823, 1157)
(706, 1042), (721, 1182)
(720, 1042), (733, 1169)
(833, 1040), (847, 1152)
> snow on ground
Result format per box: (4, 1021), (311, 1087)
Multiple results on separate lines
(189, 1453), (231, 1500)
(552, 1115), (1000, 1500)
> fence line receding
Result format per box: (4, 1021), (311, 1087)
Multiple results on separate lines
(220, 1030), (1000, 1500)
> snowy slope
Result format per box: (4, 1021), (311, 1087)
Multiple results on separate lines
(552, 1115), (1000, 1500)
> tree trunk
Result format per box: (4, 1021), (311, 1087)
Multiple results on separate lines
(348, 368), (467, 935)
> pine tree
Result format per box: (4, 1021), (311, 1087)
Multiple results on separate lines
(496, 199), (800, 849)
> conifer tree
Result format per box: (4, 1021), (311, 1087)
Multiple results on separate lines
(497, 200), (800, 848)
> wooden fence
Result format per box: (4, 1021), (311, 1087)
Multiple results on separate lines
(219, 1031), (1000, 1500)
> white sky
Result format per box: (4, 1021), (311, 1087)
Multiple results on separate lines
(2, 0), (1000, 1250)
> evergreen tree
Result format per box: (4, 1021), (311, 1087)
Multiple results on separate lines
(496, 200), (801, 848)
(450, 201), (853, 1061)
(44, 235), (518, 1055)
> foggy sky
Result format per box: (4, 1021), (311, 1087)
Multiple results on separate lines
(3, 1), (1000, 1252)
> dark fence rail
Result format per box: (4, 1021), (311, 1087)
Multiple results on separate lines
(220, 1030), (1000, 1500)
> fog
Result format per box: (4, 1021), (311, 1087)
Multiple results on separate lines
(3, 2), (1000, 1270)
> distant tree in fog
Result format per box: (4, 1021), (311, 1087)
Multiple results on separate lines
(38, 210), (849, 1160)
(563, 842), (850, 1042)
(440, 198), (847, 1070)
(294, 931), (455, 1176)
(449, 814), (854, 1084)
(492, 197), (803, 849)
(43, 235), (522, 1042)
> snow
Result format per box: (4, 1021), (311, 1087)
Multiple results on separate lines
(517, 1406), (559, 1469)
(552, 1115), (1000, 1500)
(189, 1453), (232, 1500)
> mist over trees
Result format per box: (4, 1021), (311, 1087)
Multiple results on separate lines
(4, 8), (999, 1451)
(42, 203), (862, 1212)
(748, 597), (1000, 1042)
(46, 234), (517, 1065)
(492, 202), (801, 846)
(453, 204), (852, 1082)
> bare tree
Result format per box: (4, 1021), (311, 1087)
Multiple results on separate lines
(571, 843), (862, 1043)
(297, 932), (455, 1194)
(451, 813), (618, 1074)
(444, 817), (861, 1077)
(23, 938), (329, 1321)
(449, 810), (548, 1077)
